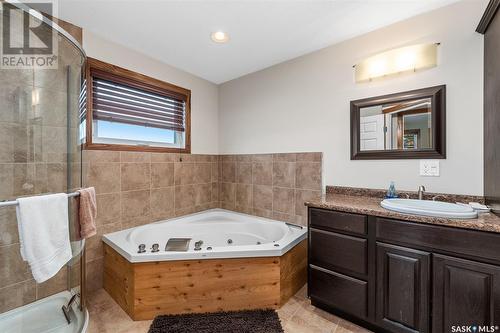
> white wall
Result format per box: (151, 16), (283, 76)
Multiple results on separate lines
(219, 1), (484, 195)
(83, 31), (219, 154)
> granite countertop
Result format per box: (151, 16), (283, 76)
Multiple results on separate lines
(305, 193), (500, 234)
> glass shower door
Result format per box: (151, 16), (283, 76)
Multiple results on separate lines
(0, 3), (88, 332)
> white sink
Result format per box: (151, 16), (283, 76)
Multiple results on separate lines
(381, 198), (478, 219)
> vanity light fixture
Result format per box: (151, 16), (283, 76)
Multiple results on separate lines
(211, 31), (229, 43)
(354, 43), (439, 83)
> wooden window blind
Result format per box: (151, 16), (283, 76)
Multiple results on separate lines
(91, 75), (186, 132)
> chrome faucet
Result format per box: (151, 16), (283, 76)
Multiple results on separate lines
(418, 185), (426, 200)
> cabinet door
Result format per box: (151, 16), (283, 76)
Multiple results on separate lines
(433, 254), (500, 332)
(376, 242), (430, 333)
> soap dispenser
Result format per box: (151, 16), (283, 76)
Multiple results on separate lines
(386, 181), (397, 199)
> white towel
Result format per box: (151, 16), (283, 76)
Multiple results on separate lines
(16, 193), (72, 283)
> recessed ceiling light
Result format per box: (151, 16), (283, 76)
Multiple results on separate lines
(211, 31), (229, 43)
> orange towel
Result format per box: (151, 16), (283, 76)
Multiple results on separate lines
(77, 187), (97, 239)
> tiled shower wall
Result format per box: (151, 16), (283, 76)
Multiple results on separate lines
(218, 153), (322, 226)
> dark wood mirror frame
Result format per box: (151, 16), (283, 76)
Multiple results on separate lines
(350, 85), (446, 160)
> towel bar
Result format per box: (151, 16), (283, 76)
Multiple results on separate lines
(0, 192), (80, 208)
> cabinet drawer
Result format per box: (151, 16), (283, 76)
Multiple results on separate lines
(310, 229), (367, 275)
(309, 265), (368, 319)
(376, 217), (500, 264)
(310, 208), (367, 235)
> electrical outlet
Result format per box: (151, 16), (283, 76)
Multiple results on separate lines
(420, 160), (440, 176)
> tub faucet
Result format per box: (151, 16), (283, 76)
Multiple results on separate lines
(418, 185), (426, 200)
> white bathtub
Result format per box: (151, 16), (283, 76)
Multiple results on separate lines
(103, 209), (307, 263)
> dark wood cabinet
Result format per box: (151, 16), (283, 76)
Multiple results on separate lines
(310, 229), (367, 276)
(432, 254), (500, 332)
(309, 265), (368, 319)
(376, 243), (430, 333)
(308, 207), (500, 333)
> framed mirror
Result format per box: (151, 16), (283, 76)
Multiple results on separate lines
(350, 85), (446, 160)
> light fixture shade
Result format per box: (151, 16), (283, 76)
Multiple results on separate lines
(354, 43), (438, 83)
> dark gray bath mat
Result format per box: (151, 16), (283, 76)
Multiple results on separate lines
(148, 309), (284, 333)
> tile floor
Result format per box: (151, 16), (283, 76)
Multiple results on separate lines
(87, 285), (373, 333)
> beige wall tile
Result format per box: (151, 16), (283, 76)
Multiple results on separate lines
(211, 162), (219, 182)
(96, 193), (121, 226)
(211, 182), (219, 202)
(273, 153), (297, 162)
(120, 151), (151, 163)
(273, 211), (297, 224)
(13, 163), (35, 197)
(273, 162), (296, 188)
(296, 162), (322, 190)
(221, 155), (236, 162)
(41, 126), (66, 162)
(295, 189), (321, 217)
(220, 182), (236, 205)
(237, 162), (252, 184)
(86, 222), (122, 262)
(179, 154), (197, 163)
(252, 162), (272, 185)
(121, 215), (151, 229)
(151, 153), (178, 163)
(0, 280), (35, 314)
(235, 154), (253, 163)
(0, 164), (14, 200)
(0, 207), (18, 246)
(151, 187), (175, 221)
(0, 243), (32, 288)
(236, 183), (253, 208)
(121, 163), (150, 191)
(175, 185), (196, 209)
(36, 268), (67, 299)
(194, 183), (212, 206)
(86, 163), (121, 194)
(121, 190), (151, 221)
(296, 152), (322, 162)
(252, 154), (273, 162)
(194, 163), (212, 184)
(151, 163), (174, 188)
(253, 184), (272, 210)
(34, 163), (67, 194)
(253, 208), (273, 219)
(85, 150), (120, 163)
(86, 258), (103, 293)
(194, 155), (213, 163)
(222, 161), (236, 183)
(174, 162), (195, 185)
(273, 187), (295, 215)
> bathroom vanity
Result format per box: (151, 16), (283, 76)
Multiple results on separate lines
(306, 192), (500, 333)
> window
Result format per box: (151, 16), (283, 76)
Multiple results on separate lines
(83, 58), (191, 153)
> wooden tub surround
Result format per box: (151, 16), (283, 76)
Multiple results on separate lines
(103, 239), (307, 320)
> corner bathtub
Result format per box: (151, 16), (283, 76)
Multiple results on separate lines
(102, 209), (307, 262)
(102, 209), (308, 320)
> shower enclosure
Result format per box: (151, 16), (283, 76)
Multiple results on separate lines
(0, 2), (88, 332)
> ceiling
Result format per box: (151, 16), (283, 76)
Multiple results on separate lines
(58, 0), (459, 84)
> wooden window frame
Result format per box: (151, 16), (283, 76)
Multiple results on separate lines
(84, 57), (191, 153)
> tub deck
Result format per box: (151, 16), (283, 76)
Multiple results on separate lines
(103, 239), (307, 320)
